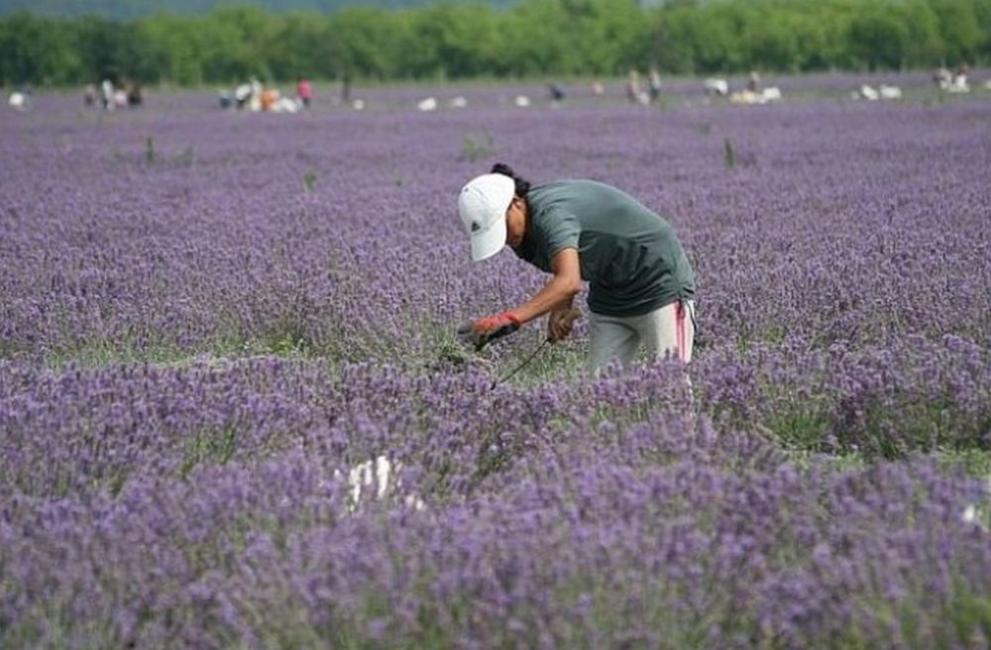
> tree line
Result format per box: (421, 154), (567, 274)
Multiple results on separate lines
(0, 0), (493, 20)
(1, 0), (989, 87)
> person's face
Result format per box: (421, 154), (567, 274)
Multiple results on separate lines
(505, 196), (527, 248)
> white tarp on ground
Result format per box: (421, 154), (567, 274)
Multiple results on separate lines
(704, 78), (728, 96)
(879, 85), (902, 99)
(8, 92), (26, 110)
(729, 87), (782, 105)
(854, 85), (903, 101)
(961, 475), (991, 532)
(334, 455), (426, 513)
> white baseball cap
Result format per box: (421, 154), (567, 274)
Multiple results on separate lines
(458, 173), (515, 262)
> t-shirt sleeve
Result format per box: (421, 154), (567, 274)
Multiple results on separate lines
(541, 208), (581, 259)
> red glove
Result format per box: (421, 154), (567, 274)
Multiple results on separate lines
(472, 311), (521, 335)
(458, 311), (522, 350)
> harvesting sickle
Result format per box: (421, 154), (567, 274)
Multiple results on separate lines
(458, 307), (582, 388)
(492, 307), (582, 384)
(456, 312), (522, 352)
(457, 163), (697, 373)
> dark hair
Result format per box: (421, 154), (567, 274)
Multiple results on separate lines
(490, 163), (531, 198)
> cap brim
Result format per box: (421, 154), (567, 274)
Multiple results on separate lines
(470, 218), (507, 262)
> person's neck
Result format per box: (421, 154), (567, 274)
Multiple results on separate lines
(520, 203), (532, 245)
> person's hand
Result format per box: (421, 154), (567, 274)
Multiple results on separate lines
(547, 308), (581, 343)
(457, 311), (521, 350)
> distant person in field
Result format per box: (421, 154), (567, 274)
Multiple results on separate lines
(100, 79), (115, 111)
(626, 69), (642, 104)
(260, 87), (279, 112)
(458, 163), (696, 371)
(955, 63), (970, 87)
(747, 70), (762, 93)
(125, 82), (143, 107)
(297, 77), (313, 108)
(341, 71), (353, 104)
(648, 68), (662, 103)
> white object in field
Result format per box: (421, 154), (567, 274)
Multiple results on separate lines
(963, 475), (991, 530)
(878, 85), (902, 100)
(729, 90), (750, 104)
(704, 78), (728, 96)
(8, 92), (25, 110)
(730, 89), (764, 105)
(234, 83), (252, 102)
(933, 66), (952, 88)
(728, 87), (779, 105)
(249, 78), (263, 111)
(335, 455), (426, 512)
(963, 504), (988, 531)
(449, 96), (467, 109)
(944, 75), (969, 93)
(272, 97), (300, 113)
(417, 97), (438, 112)
(635, 90), (650, 105)
(113, 89), (128, 108)
(101, 79), (115, 110)
(352, 99), (365, 110)
(859, 85), (880, 101)
(761, 86), (782, 102)
(347, 456), (392, 502)
(514, 95), (531, 107)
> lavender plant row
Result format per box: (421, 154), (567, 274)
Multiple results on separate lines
(2, 82), (991, 647)
(1, 357), (990, 648)
(2, 93), (989, 360)
(2, 334), (989, 506)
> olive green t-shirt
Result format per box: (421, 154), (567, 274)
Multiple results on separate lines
(513, 180), (695, 317)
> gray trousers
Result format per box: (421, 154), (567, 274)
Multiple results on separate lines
(588, 300), (695, 371)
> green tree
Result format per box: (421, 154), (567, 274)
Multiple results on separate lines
(2, 0), (990, 87)
(330, 7), (404, 79)
(848, 6), (910, 70)
(789, 3), (847, 71)
(647, 5), (697, 73)
(900, 0), (944, 67)
(928, 0), (983, 64)
(265, 12), (336, 80)
(741, 3), (801, 71)
(688, 2), (748, 73)
(975, 0), (991, 59)
(0, 12), (81, 85)
(582, 0), (649, 74)
(506, 0), (577, 76)
(199, 7), (274, 81)
(137, 14), (205, 85)
(407, 4), (502, 78)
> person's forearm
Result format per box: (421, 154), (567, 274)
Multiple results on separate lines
(508, 275), (580, 324)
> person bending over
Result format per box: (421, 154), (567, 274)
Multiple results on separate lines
(459, 163), (696, 370)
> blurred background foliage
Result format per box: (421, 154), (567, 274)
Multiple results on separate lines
(0, 0), (989, 86)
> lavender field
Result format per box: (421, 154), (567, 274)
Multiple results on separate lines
(2, 78), (991, 648)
